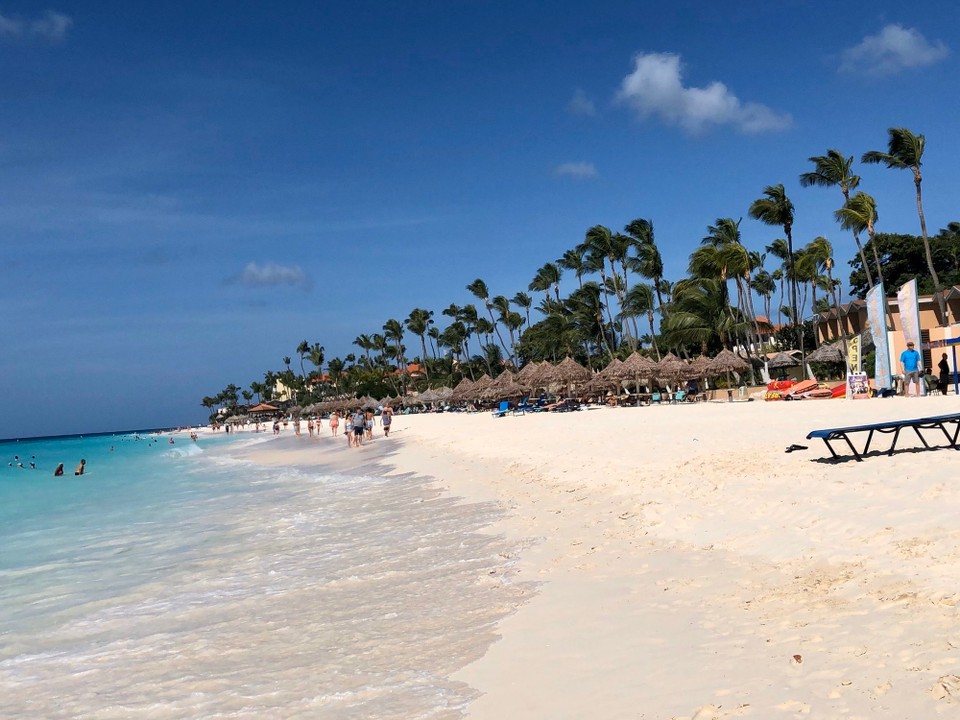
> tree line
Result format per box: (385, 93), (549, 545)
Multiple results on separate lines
(202, 127), (959, 416)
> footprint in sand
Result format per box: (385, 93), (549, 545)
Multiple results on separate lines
(930, 674), (960, 702)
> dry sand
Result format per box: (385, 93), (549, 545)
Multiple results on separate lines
(236, 397), (960, 718)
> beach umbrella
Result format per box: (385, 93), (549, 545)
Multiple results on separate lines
(767, 351), (800, 369)
(449, 377), (475, 403)
(710, 349), (750, 397)
(806, 342), (845, 364)
(463, 373), (493, 401)
(524, 362), (556, 391)
(516, 361), (541, 384)
(545, 356), (592, 396)
(656, 352), (687, 384)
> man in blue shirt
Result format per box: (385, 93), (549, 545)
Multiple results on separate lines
(900, 340), (922, 397)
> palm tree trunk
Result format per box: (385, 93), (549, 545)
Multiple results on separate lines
(915, 176), (946, 323)
(852, 229), (874, 287)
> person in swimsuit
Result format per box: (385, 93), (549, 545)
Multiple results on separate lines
(74, 459), (85, 476)
(381, 405), (393, 437)
(54, 463), (64, 476)
(330, 411), (340, 436)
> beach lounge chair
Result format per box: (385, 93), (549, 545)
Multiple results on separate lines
(673, 390), (688, 403)
(650, 392), (663, 405)
(491, 401), (510, 418)
(806, 412), (960, 462)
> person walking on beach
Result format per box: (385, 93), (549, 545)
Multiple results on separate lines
(330, 411), (340, 436)
(939, 353), (952, 394)
(364, 410), (374, 442)
(307, 418), (315, 438)
(74, 459), (85, 476)
(900, 341), (922, 397)
(351, 408), (366, 447)
(381, 405), (393, 437)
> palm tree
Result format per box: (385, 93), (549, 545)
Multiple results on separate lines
(326, 357), (345, 394)
(511, 291), (532, 327)
(621, 283), (660, 358)
(405, 308), (433, 374)
(862, 127), (945, 321)
(467, 278), (512, 361)
(295, 341), (310, 380)
(625, 218), (667, 315)
(582, 225), (619, 349)
(749, 184), (804, 363)
(834, 191), (882, 287)
(528, 262), (563, 303)
(800, 149), (874, 288)
(352, 334), (373, 366)
(557, 247), (587, 290)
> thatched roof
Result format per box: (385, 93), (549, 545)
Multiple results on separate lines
(806, 342), (845, 363)
(618, 351), (659, 380)
(709, 349), (750, 374)
(767, 351), (800, 368)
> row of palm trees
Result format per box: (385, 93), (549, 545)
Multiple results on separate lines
(203, 127), (943, 414)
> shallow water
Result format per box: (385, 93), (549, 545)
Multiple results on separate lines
(0, 432), (528, 718)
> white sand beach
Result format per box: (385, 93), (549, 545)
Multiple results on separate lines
(240, 397), (960, 718)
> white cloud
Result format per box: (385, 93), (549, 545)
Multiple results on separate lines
(0, 9), (72, 42)
(616, 52), (791, 134)
(0, 14), (22, 37)
(555, 162), (598, 179)
(567, 89), (597, 117)
(839, 24), (948, 76)
(31, 11), (72, 41)
(231, 262), (310, 289)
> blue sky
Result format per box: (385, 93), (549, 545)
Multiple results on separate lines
(3, 1), (959, 438)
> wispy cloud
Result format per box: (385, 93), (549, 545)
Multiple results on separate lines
(0, 9), (72, 42)
(554, 162), (598, 179)
(228, 262), (311, 290)
(616, 52), (791, 134)
(839, 24), (948, 77)
(567, 89), (597, 117)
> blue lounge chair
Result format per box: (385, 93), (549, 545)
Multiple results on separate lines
(492, 400), (509, 418)
(806, 412), (960, 462)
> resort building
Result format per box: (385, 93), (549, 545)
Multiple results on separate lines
(814, 286), (960, 374)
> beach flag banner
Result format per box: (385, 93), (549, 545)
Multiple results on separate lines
(897, 278), (925, 396)
(847, 334), (861, 373)
(845, 334), (861, 400)
(866, 282), (892, 391)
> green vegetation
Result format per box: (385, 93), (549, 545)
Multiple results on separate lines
(201, 126), (959, 419)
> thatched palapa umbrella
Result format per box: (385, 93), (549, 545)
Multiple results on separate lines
(656, 352), (687, 386)
(546, 356), (592, 396)
(616, 351), (658, 404)
(806, 342), (845, 364)
(767, 351), (800, 370)
(710, 349), (750, 400)
(449, 377), (475, 403)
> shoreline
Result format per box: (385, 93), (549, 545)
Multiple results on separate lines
(234, 397), (960, 718)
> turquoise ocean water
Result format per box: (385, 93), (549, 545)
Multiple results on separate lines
(0, 431), (525, 719)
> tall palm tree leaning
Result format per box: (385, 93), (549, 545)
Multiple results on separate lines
(834, 191), (882, 288)
(862, 127), (946, 322)
(749, 184), (805, 369)
(799, 149), (874, 289)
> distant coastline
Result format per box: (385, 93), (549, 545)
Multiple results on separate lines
(0, 426), (188, 445)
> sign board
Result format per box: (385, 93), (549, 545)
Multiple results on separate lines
(848, 372), (870, 400)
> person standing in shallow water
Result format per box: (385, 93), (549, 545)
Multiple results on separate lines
(74, 459), (85, 476)
(54, 463), (64, 476)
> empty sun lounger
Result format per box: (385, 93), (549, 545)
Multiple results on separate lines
(806, 413), (960, 462)
(491, 401), (510, 418)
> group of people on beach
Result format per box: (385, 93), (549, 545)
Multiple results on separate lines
(342, 405), (393, 447)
